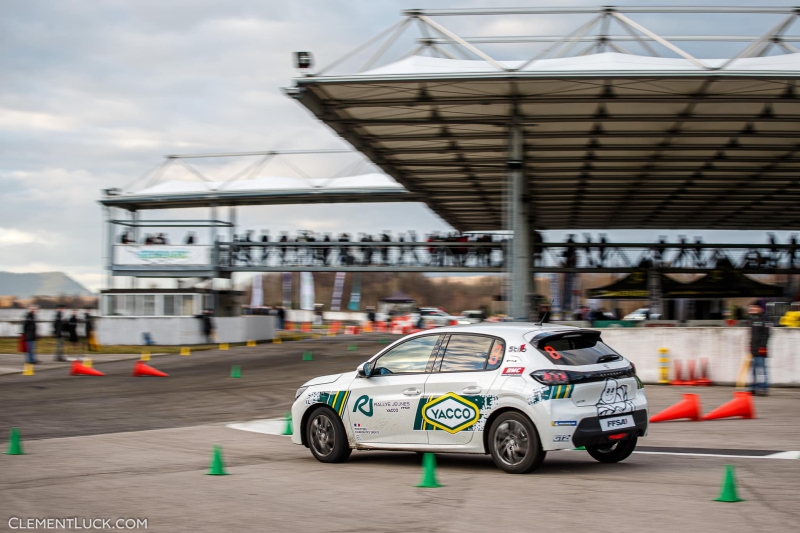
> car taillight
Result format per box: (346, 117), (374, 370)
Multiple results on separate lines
(607, 433), (627, 440)
(449, 319), (458, 326)
(530, 369), (571, 385)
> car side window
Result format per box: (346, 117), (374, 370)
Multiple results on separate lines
(438, 334), (497, 372)
(485, 339), (505, 370)
(372, 335), (440, 375)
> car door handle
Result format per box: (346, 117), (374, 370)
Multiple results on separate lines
(462, 386), (482, 394)
(403, 388), (421, 396)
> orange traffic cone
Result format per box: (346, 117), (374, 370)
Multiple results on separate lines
(685, 360), (698, 386)
(70, 360), (105, 377)
(702, 392), (755, 421)
(650, 393), (702, 423)
(670, 360), (689, 386)
(695, 357), (713, 386)
(132, 360), (168, 377)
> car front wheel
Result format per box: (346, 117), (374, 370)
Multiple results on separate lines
(488, 411), (546, 474)
(306, 406), (352, 463)
(585, 436), (638, 463)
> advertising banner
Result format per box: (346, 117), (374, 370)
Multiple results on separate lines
(114, 245), (210, 266)
(300, 272), (315, 311)
(282, 272), (292, 308)
(331, 272), (346, 311)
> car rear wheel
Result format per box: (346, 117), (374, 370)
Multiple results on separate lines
(488, 412), (545, 474)
(585, 436), (638, 463)
(306, 406), (352, 463)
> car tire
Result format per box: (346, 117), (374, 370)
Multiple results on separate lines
(585, 436), (638, 464)
(306, 406), (352, 463)
(488, 411), (546, 474)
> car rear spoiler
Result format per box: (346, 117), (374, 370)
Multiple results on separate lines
(527, 329), (601, 349)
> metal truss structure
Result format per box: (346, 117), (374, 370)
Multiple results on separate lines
(286, 6), (800, 318)
(101, 149), (415, 210)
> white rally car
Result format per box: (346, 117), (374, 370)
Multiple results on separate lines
(291, 323), (648, 474)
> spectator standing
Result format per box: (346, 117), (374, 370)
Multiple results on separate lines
(23, 306), (39, 364)
(84, 310), (97, 352)
(67, 310), (79, 355)
(198, 309), (215, 344)
(53, 305), (67, 362)
(277, 306), (286, 330)
(749, 300), (772, 396)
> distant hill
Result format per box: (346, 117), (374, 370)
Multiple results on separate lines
(0, 271), (91, 299)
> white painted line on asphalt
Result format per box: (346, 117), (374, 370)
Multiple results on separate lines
(763, 450), (800, 459)
(633, 451), (800, 460)
(227, 418), (289, 436)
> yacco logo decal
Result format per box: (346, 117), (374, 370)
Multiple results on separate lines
(502, 367), (525, 375)
(421, 392), (480, 434)
(353, 395), (374, 417)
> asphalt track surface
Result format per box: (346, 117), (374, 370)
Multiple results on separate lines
(0, 335), (384, 441)
(2, 334), (800, 532)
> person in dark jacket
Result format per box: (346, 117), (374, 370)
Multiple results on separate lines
(276, 306), (286, 330)
(53, 305), (66, 362)
(196, 309), (215, 344)
(83, 310), (96, 352)
(67, 310), (79, 354)
(749, 300), (772, 395)
(23, 306), (39, 364)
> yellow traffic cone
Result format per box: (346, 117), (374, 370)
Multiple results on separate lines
(219, 343), (229, 351)
(273, 337), (282, 344)
(246, 340), (256, 347)
(140, 350), (151, 362)
(22, 363), (34, 376)
(180, 347), (191, 356)
(83, 358), (93, 368)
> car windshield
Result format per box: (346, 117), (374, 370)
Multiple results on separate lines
(535, 334), (622, 366)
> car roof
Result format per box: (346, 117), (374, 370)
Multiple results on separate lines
(410, 322), (581, 338)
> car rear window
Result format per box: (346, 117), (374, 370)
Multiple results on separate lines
(535, 334), (621, 366)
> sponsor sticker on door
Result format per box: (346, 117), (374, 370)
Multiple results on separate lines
(421, 392), (480, 434)
(502, 367), (525, 375)
(599, 414), (634, 432)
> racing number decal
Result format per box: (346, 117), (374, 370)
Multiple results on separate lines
(544, 345), (562, 360)
(488, 343), (504, 366)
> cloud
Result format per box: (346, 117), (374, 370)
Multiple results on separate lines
(0, 107), (74, 131)
(0, 228), (48, 246)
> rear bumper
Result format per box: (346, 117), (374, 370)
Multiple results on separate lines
(571, 410), (648, 448)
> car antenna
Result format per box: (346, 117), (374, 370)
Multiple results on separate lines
(536, 299), (554, 326)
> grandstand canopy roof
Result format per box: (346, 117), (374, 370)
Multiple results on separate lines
(100, 150), (420, 210)
(286, 6), (800, 232)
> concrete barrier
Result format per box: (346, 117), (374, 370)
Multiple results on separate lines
(600, 327), (800, 386)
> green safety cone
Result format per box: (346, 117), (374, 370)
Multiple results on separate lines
(230, 365), (241, 379)
(302, 351), (313, 361)
(207, 445), (228, 476)
(347, 344), (357, 351)
(5, 427), (25, 455)
(415, 452), (442, 488)
(714, 464), (744, 502)
(282, 412), (293, 436)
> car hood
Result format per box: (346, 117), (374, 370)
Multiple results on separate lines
(302, 373), (343, 387)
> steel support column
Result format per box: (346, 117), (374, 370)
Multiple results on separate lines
(509, 108), (532, 320)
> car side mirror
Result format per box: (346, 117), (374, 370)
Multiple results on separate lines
(357, 362), (372, 378)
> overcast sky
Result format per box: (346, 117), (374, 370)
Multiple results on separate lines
(2, 0), (799, 291)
